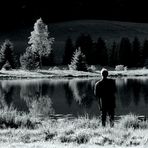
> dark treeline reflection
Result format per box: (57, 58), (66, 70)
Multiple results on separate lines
(0, 78), (148, 116)
(116, 78), (148, 107)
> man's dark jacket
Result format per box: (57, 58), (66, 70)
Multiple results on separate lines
(94, 78), (116, 109)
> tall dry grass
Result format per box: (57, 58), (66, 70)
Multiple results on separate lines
(0, 110), (148, 147)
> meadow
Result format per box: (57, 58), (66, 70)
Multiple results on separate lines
(0, 108), (148, 147)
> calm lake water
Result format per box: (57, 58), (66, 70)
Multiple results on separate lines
(0, 78), (148, 117)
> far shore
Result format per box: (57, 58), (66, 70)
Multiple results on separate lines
(0, 68), (148, 79)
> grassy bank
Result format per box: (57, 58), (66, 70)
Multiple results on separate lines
(1, 68), (148, 79)
(0, 69), (100, 79)
(0, 109), (148, 147)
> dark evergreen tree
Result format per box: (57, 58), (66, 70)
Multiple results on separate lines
(132, 37), (141, 67)
(89, 42), (98, 64)
(42, 48), (55, 66)
(0, 40), (16, 69)
(75, 34), (93, 64)
(63, 37), (75, 65)
(96, 37), (108, 65)
(20, 47), (40, 70)
(118, 37), (132, 67)
(69, 47), (88, 71)
(142, 39), (148, 67)
(109, 41), (118, 66)
(48, 48), (55, 66)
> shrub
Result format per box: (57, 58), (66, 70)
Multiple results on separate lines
(115, 65), (127, 71)
(118, 114), (148, 129)
(20, 47), (40, 70)
(60, 135), (75, 143)
(144, 58), (148, 68)
(48, 66), (60, 71)
(2, 61), (12, 70)
(0, 108), (39, 129)
(75, 133), (89, 144)
(87, 65), (97, 72)
(44, 130), (57, 141)
(0, 40), (17, 69)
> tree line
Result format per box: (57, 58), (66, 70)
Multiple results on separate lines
(63, 34), (148, 68)
(0, 18), (148, 71)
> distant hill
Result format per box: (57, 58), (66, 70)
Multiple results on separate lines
(1, 20), (148, 64)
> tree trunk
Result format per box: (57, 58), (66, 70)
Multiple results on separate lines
(40, 55), (42, 69)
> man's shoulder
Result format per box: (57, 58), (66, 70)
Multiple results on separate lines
(96, 79), (102, 84)
(95, 79), (103, 87)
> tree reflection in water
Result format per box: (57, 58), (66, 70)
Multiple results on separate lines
(116, 78), (148, 107)
(29, 96), (54, 117)
(0, 80), (28, 111)
(131, 79), (141, 106)
(0, 78), (148, 116)
(141, 79), (148, 104)
(116, 78), (132, 107)
(20, 80), (55, 117)
(63, 82), (73, 106)
(68, 79), (94, 108)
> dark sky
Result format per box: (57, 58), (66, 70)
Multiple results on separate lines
(0, 0), (148, 31)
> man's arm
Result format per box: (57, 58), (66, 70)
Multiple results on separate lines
(94, 82), (102, 111)
(96, 97), (102, 111)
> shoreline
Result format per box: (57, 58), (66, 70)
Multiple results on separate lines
(0, 69), (148, 79)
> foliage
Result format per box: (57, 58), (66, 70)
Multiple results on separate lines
(48, 66), (60, 70)
(118, 114), (148, 129)
(0, 107), (38, 129)
(21, 18), (54, 69)
(69, 48), (88, 71)
(96, 37), (108, 65)
(109, 41), (118, 66)
(0, 114), (148, 146)
(29, 96), (55, 117)
(118, 37), (132, 67)
(42, 48), (55, 66)
(72, 35), (147, 67)
(142, 39), (148, 66)
(63, 37), (75, 65)
(0, 40), (16, 69)
(29, 18), (54, 57)
(115, 65), (126, 71)
(132, 37), (141, 67)
(144, 58), (148, 68)
(20, 47), (40, 70)
(87, 65), (97, 72)
(2, 61), (12, 70)
(75, 33), (93, 64)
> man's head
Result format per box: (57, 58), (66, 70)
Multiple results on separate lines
(101, 68), (108, 78)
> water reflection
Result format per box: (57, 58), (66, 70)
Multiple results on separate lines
(116, 78), (148, 107)
(69, 79), (95, 108)
(0, 78), (148, 116)
(63, 83), (73, 106)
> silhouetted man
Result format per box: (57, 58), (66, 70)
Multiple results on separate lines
(94, 68), (116, 127)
